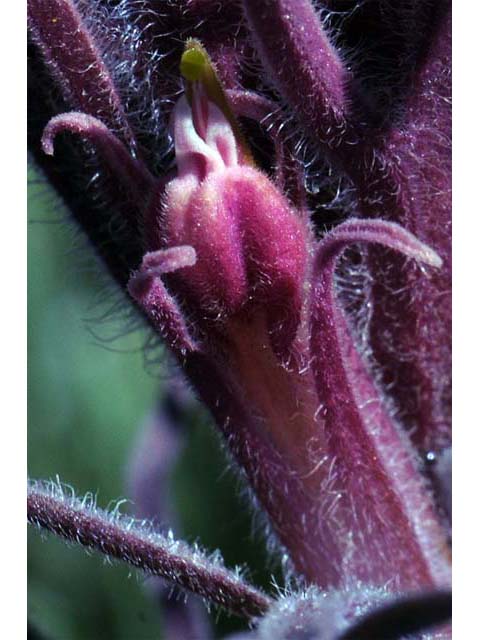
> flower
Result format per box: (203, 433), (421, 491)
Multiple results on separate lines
(28, 0), (452, 636)
(128, 61), (309, 362)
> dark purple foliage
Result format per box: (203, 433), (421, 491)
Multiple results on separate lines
(27, 0), (452, 637)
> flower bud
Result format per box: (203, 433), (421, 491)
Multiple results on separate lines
(154, 82), (309, 357)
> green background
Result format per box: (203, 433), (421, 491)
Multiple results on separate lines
(27, 167), (274, 639)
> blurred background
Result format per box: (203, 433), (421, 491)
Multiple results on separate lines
(28, 166), (275, 639)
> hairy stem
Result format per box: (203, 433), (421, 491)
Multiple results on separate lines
(28, 0), (138, 151)
(28, 479), (272, 620)
(242, 0), (355, 153)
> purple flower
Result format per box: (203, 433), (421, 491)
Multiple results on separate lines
(28, 0), (451, 637)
